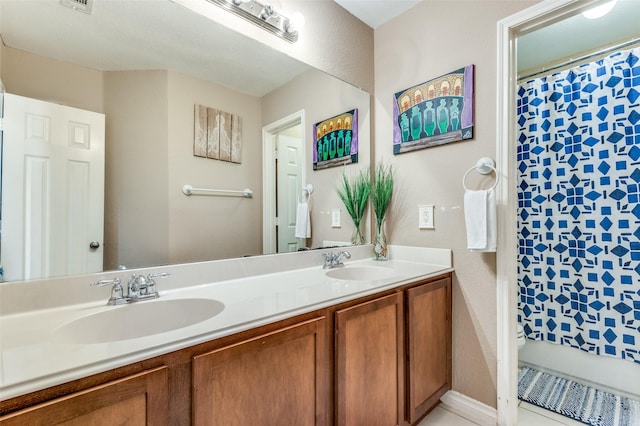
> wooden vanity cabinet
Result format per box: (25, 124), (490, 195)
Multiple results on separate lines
(1, 273), (451, 426)
(192, 317), (329, 426)
(335, 293), (404, 426)
(405, 276), (452, 424)
(334, 275), (452, 426)
(0, 366), (168, 426)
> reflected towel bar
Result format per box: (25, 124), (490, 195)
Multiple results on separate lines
(182, 184), (253, 198)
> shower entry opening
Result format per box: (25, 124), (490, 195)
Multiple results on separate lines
(515, 44), (640, 423)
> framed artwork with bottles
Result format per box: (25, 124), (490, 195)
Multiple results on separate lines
(313, 109), (358, 170)
(393, 64), (474, 154)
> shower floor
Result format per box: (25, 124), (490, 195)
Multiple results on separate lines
(518, 367), (640, 426)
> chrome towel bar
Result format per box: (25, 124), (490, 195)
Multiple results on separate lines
(182, 184), (253, 198)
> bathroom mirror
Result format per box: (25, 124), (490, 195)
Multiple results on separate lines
(0, 0), (370, 281)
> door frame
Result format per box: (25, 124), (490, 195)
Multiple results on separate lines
(496, 1), (605, 424)
(262, 110), (306, 255)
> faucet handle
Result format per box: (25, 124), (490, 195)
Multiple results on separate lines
(147, 272), (171, 280)
(334, 250), (351, 266)
(146, 272), (171, 295)
(321, 252), (334, 268)
(91, 278), (123, 305)
(91, 277), (121, 287)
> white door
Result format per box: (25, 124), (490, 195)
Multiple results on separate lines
(1, 93), (105, 281)
(276, 129), (303, 253)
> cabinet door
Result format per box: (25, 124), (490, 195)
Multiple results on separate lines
(192, 317), (328, 426)
(0, 366), (168, 426)
(405, 277), (451, 423)
(335, 293), (403, 426)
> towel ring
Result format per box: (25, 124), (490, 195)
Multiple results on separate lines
(462, 157), (499, 191)
(299, 183), (314, 203)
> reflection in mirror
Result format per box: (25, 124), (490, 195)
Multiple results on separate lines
(0, 0), (370, 282)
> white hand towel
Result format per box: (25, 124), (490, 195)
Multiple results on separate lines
(295, 201), (311, 239)
(464, 188), (496, 252)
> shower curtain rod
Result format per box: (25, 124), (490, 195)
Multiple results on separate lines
(518, 37), (640, 81)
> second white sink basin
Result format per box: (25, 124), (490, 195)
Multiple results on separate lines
(325, 266), (396, 281)
(53, 298), (225, 344)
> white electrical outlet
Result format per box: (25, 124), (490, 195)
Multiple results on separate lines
(331, 209), (341, 227)
(419, 205), (434, 229)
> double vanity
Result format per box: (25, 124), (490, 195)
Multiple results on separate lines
(0, 245), (453, 425)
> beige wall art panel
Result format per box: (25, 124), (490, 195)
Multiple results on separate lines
(194, 104), (242, 163)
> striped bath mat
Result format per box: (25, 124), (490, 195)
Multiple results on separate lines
(518, 367), (640, 426)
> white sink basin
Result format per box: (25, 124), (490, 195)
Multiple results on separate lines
(53, 298), (225, 344)
(325, 266), (396, 281)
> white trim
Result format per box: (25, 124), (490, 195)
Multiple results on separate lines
(440, 390), (497, 426)
(495, 1), (606, 425)
(262, 110), (306, 255)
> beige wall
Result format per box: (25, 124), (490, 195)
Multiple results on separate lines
(374, 0), (538, 407)
(103, 71), (171, 270)
(1, 46), (103, 113)
(262, 68), (371, 247)
(167, 70), (263, 262)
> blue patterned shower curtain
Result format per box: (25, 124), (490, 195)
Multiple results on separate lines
(516, 47), (640, 364)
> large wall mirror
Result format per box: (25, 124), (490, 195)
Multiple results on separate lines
(0, 0), (371, 282)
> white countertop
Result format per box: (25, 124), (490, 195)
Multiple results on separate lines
(0, 245), (452, 400)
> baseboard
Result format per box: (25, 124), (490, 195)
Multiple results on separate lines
(440, 390), (497, 426)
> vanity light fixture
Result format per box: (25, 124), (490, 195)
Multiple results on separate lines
(207, 0), (300, 43)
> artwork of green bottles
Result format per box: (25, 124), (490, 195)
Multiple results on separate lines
(313, 109), (358, 170)
(392, 65), (474, 155)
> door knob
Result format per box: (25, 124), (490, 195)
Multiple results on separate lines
(89, 241), (100, 250)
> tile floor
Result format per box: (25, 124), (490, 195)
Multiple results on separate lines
(418, 401), (587, 425)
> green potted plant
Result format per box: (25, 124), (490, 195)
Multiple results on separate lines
(336, 168), (370, 245)
(371, 163), (393, 260)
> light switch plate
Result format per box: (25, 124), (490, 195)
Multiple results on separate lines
(331, 209), (341, 227)
(419, 205), (434, 229)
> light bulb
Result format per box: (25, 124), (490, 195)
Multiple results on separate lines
(270, 0), (282, 11)
(287, 11), (305, 33)
(582, 0), (617, 19)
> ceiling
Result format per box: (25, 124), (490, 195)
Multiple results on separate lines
(334, 0), (422, 29)
(1, 0), (638, 96)
(0, 0), (310, 97)
(518, 0), (640, 75)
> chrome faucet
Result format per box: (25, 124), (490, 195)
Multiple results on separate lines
(91, 272), (170, 305)
(322, 250), (351, 269)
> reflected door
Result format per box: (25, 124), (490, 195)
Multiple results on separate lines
(276, 131), (303, 253)
(1, 93), (105, 281)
